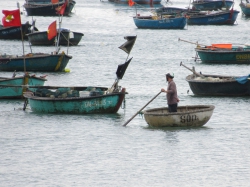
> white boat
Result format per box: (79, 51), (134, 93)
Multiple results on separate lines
(143, 105), (215, 127)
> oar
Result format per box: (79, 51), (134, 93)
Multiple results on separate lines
(123, 91), (162, 126)
(180, 61), (205, 78)
(178, 38), (208, 47)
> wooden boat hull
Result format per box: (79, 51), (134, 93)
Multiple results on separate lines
(239, 3), (250, 16)
(143, 105), (215, 127)
(186, 74), (250, 96)
(108, 0), (161, 4)
(0, 52), (72, 72)
(187, 10), (239, 25)
(195, 48), (250, 64)
(0, 76), (46, 99)
(24, 1), (76, 16)
(192, 0), (234, 10)
(27, 30), (84, 46)
(0, 23), (38, 40)
(133, 16), (187, 29)
(24, 87), (126, 114)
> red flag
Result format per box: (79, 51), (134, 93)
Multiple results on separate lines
(51, 0), (59, 3)
(56, 0), (68, 15)
(128, 0), (135, 6)
(47, 21), (57, 40)
(2, 9), (21, 27)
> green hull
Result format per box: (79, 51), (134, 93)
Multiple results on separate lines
(24, 87), (126, 114)
(196, 48), (250, 64)
(0, 76), (46, 99)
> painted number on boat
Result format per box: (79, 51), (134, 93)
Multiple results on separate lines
(180, 114), (198, 123)
(84, 99), (112, 108)
(236, 54), (250, 60)
(159, 19), (173, 23)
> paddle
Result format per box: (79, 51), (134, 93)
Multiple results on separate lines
(178, 38), (207, 47)
(180, 61), (205, 78)
(123, 91), (162, 126)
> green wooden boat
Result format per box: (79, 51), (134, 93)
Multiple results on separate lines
(195, 45), (250, 64)
(23, 86), (127, 114)
(0, 74), (47, 99)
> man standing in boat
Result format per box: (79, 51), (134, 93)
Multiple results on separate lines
(161, 73), (179, 112)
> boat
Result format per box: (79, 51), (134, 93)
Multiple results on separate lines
(27, 29), (83, 46)
(0, 52), (72, 72)
(108, 0), (162, 4)
(178, 38), (250, 64)
(23, 35), (137, 114)
(0, 22), (38, 40)
(187, 9), (239, 25)
(0, 73), (47, 99)
(143, 105), (215, 127)
(239, 0), (250, 16)
(23, 86), (127, 114)
(133, 15), (187, 29)
(195, 44), (250, 64)
(180, 62), (250, 96)
(23, 0), (76, 16)
(191, 0), (234, 10)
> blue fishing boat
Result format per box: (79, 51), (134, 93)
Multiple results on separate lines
(239, 0), (250, 16)
(27, 29), (84, 46)
(192, 0), (234, 10)
(0, 52), (72, 72)
(187, 9), (239, 25)
(0, 74), (47, 99)
(23, 0), (76, 16)
(23, 35), (137, 114)
(133, 15), (187, 29)
(108, 0), (161, 4)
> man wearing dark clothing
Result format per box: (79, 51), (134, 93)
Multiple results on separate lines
(161, 73), (179, 112)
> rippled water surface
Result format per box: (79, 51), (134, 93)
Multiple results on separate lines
(1, 0), (250, 186)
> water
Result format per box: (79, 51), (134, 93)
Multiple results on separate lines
(1, 0), (250, 186)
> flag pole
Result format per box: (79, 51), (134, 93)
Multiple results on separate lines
(56, 15), (63, 53)
(17, 3), (27, 73)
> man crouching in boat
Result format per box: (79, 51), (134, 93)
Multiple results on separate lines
(161, 73), (179, 112)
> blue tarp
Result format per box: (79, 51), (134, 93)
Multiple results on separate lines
(235, 74), (250, 84)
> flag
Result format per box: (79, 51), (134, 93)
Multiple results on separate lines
(119, 35), (137, 54)
(47, 21), (57, 40)
(51, 0), (59, 3)
(116, 57), (133, 79)
(56, 0), (68, 15)
(128, 0), (135, 6)
(2, 9), (21, 27)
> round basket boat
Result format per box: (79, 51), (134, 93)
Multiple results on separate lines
(143, 105), (215, 127)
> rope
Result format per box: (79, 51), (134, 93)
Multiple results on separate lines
(54, 51), (65, 71)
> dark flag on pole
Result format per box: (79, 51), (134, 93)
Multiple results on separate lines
(116, 57), (133, 80)
(118, 36), (137, 54)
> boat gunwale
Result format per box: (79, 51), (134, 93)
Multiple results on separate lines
(187, 10), (239, 19)
(185, 74), (239, 83)
(143, 105), (215, 116)
(195, 48), (250, 53)
(26, 30), (84, 37)
(23, 89), (127, 101)
(0, 53), (73, 60)
(0, 76), (47, 82)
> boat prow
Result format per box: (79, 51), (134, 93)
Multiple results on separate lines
(143, 105), (215, 127)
